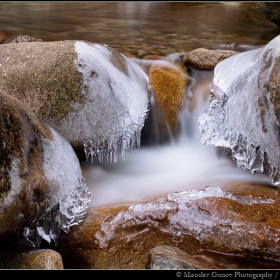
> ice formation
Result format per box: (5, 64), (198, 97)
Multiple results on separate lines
(199, 35), (280, 185)
(94, 186), (276, 248)
(24, 127), (92, 248)
(56, 41), (149, 164)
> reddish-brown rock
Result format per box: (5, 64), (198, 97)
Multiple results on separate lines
(54, 183), (280, 269)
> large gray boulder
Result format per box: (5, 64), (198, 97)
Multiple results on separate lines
(0, 40), (150, 162)
(199, 34), (280, 185)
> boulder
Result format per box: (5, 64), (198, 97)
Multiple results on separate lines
(0, 40), (150, 162)
(53, 183), (280, 269)
(0, 91), (91, 248)
(199, 34), (280, 186)
(0, 248), (64, 269)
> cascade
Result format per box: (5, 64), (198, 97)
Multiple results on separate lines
(81, 62), (272, 209)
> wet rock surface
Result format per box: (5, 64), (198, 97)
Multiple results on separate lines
(148, 59), (191, 133)
(51, 183), (280, 269)
(183, 48), (238, 70)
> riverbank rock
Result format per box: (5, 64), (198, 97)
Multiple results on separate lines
(0, 248), (63, 269)
(183, 48), (238, 70)
(53, 182), (280, 269)
(199, 34), (280, 186)
(0, 90), (91, 248)
(0, 40), (150, 162)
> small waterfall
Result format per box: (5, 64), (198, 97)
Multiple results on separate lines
(81, 57), (273, 209)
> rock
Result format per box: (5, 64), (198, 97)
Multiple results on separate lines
(148, 59), (191, 133)
(0, 40), (150, 162)
(53, 183), (280, 269)
(260, 2), (280, 27)
(0, 90), (91, 248)
(183, 48), (238, 70)
(146, 245), (211, 269)
(1, 35), (43, 44)
(199, 34), (280, 186)
(0, 248), (63, 269)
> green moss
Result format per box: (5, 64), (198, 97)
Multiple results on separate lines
(0, 41), (87, 122)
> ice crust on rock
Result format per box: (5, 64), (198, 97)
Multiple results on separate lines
(24, 127), (92, 248)
(60, 41), (149, 163)
(199, 35), (280, 185)
(94, 186), (276, 248)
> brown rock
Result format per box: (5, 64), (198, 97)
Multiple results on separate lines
(0, 90), (90, 248)
(139, 55), (168, 74)
(54, 183), (280, 269)
(149, 60), (191, 133)
(183, 48), (238, 69)
(0, 248), (64, 269)
(0, 91), (53, 244)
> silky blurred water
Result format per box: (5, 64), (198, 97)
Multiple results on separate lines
(1, 2), (279, 208)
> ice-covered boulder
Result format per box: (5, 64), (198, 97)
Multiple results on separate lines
(0, 91), (91, 248)
(54, 183), (280, 269)
(199, 35), (280, 185)
(0, 40), (150, 162)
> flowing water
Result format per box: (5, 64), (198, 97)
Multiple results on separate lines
(1, 2), (279, 209)
(81, 65), (273, 208)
